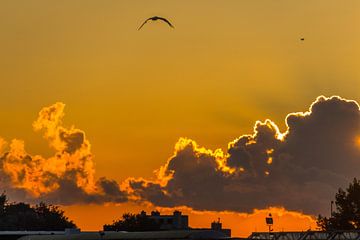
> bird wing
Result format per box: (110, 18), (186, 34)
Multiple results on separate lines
(138, 18), (151, 30)
(157, 17), (174, 28)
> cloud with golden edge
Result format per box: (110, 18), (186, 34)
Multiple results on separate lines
(128, 96), (360, 215)
(0, 102), (127, 204)
(1, 96), (360, 217)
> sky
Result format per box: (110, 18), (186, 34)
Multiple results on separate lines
(0, 0), (360, 237)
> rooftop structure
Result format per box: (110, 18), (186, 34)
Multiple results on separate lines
(196, 218), (231, 237)
(248, 230), (360, 240)
(0, 230), (75, 240)
(14, 229), (230, 240)
(142, 210), (189, 230)
(0, 212), (233, 240)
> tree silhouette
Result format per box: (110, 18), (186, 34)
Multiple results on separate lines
(0, 192), (76, 231)
(318, 178), (360, 230)
(103, 212), (161, 231)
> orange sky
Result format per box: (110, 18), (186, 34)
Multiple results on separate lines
(0, 0), (359, 237)
(62, 204), (317, 237)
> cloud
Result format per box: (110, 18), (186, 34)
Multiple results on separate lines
(1, 96), (359, 215)
(128, 96), (360, 215)
(0, 102), (127, 204)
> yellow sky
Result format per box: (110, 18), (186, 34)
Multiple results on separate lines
(0, 0), (359, 236)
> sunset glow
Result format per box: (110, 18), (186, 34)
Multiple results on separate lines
(0, 0), (359, 237)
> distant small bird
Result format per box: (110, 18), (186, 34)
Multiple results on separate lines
(138, 16), (174, 30)
(300, 38), (305, 41)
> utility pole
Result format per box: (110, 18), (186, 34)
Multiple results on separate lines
(266, 213), (274, 240)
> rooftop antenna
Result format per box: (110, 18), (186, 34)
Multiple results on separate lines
(266, 213), (274, 239)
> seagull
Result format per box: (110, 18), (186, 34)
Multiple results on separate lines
(138, 16), (174, 30)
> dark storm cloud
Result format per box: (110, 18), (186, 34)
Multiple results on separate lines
(128, 96), (360, 215)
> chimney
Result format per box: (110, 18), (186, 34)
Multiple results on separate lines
(211, 218), (222, 231)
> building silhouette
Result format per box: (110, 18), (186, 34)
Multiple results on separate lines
(141, 211), (189, 230)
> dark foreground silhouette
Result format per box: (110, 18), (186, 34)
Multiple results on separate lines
(318, 178), (360, 230)
(104, 212), (161, 231)
(0, 193), (76, 231)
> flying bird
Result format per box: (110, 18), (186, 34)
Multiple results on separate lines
(138, 16), (174, 30)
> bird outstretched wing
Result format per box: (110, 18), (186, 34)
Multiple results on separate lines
(138, 18), (151, 30)
(157, 17), (174, 28)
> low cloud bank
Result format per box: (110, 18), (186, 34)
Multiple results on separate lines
(1, 96), (360, 215)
